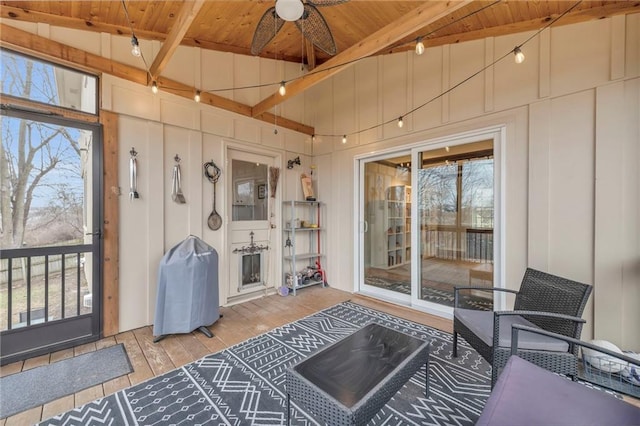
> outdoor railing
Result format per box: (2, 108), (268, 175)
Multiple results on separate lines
(421, 226), (493, 263)
(0, 244), (92, 332)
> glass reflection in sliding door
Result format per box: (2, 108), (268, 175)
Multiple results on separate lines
(363, 156), (412, 298)
(417, 141), (494, 310)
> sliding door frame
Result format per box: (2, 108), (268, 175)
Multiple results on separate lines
(354, 125), (507, 317)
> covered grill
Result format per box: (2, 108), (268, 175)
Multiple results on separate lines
(153, 235), (220, 341)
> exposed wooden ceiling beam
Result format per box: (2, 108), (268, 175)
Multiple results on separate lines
(0, 5), (156, 39)
(305, 39), (316, 71)
(0, 23), (148, 84)
(0, 24), (314, 135)
(251, 0), (473, 117)
(148, 0), (206, 79)
(0, 4), (302, 63)
(384, 1), (640, 54)
(157, 76), (314, 134)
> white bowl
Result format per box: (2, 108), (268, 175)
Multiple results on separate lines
(582, 340), (626, 374)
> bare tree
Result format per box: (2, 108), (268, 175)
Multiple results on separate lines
(1, 53), (81, 249)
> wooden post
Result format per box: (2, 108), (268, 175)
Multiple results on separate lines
(100, 110), (119, 336)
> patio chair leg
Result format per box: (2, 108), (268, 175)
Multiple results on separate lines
(287, 393), (290, 425)
(491, 367), (497, 389)
(453, 331), (458, 357)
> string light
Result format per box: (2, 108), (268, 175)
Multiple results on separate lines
(397, 116), (404, 128)
(194, 90), (201, 102)
(121, 0), (576, 140)
(415, 37), (425, 56)
(312, 134), (316, 142)
(513, 46), (525, 64)
(131, 35), (141, 57)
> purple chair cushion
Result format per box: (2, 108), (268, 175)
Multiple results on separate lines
(477, 356), (640, 426)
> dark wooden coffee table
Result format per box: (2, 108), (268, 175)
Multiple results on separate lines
(286, 322), (430, 425)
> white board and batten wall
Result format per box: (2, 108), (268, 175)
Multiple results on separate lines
(3, 14), (638, 350)
(313, 14), (640, 350)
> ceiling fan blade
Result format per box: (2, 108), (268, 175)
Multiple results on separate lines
(294, 4), (337, 56)
(307, 0), (349, 6)
(251, 7), (285, 55)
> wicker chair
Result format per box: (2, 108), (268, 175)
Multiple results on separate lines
(453, 267), (592, 387)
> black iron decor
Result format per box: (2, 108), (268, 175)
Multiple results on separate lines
(233, 232), (269, 255)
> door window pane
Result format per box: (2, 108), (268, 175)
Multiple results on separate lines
(363, 156), (412, 296)
(231, 160), (268, 221)
(418, 143), (494, 309)
(1, 113), (95, 332)
(420, 162), (458, 227)
(462, 158), (494, 229)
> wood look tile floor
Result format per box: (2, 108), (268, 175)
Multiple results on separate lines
(0, 287), (453, 425)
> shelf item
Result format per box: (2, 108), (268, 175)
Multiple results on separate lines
(370, 185), (411, 269)
(282, 200), (327, 295)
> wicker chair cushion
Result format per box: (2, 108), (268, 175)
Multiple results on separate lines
(454, 309), (569, 351)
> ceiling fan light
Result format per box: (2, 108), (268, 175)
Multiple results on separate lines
(275, 0), (304, 22)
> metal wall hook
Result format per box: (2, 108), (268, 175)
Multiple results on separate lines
(287, 156), (301, 169)
(174, 154), (181, 163)
(130, 147), (138, 157)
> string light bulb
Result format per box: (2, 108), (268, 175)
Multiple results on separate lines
(131, 34), (141, 57)
(151, 80), (158, 94)
(397, 116), (404, 128)
(279, 81), (286, 96)
(342, 135), (347, 144)
(312, 134), (316, 142)
(514, 46), (525, 64)
(415, 37), (425, 56)
(194, 90), (201, 102)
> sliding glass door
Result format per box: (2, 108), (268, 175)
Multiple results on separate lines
(361, 152), (412, 304)
(415, 142), (494, 313)
(358, 137), (497, 315)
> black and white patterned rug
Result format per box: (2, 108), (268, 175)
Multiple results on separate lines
(41, 302), (491, 425)
(364, 277), (494, 311)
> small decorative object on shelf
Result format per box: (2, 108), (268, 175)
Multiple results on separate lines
(282, 200), (326, 295)
(301, 173), (315, 201)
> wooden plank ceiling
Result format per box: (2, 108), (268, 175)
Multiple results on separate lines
(1, 1), (638, 134)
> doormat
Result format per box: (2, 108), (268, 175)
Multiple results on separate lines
(0, 343), (132, 419)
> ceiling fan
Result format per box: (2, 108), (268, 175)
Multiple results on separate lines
(251, 0), (348, 57)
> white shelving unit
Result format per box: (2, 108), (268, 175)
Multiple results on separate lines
(282, 200), (326, 295)
(371, 185), (411, 269)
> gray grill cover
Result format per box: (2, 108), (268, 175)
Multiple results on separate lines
(153, 236), (219, 336)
